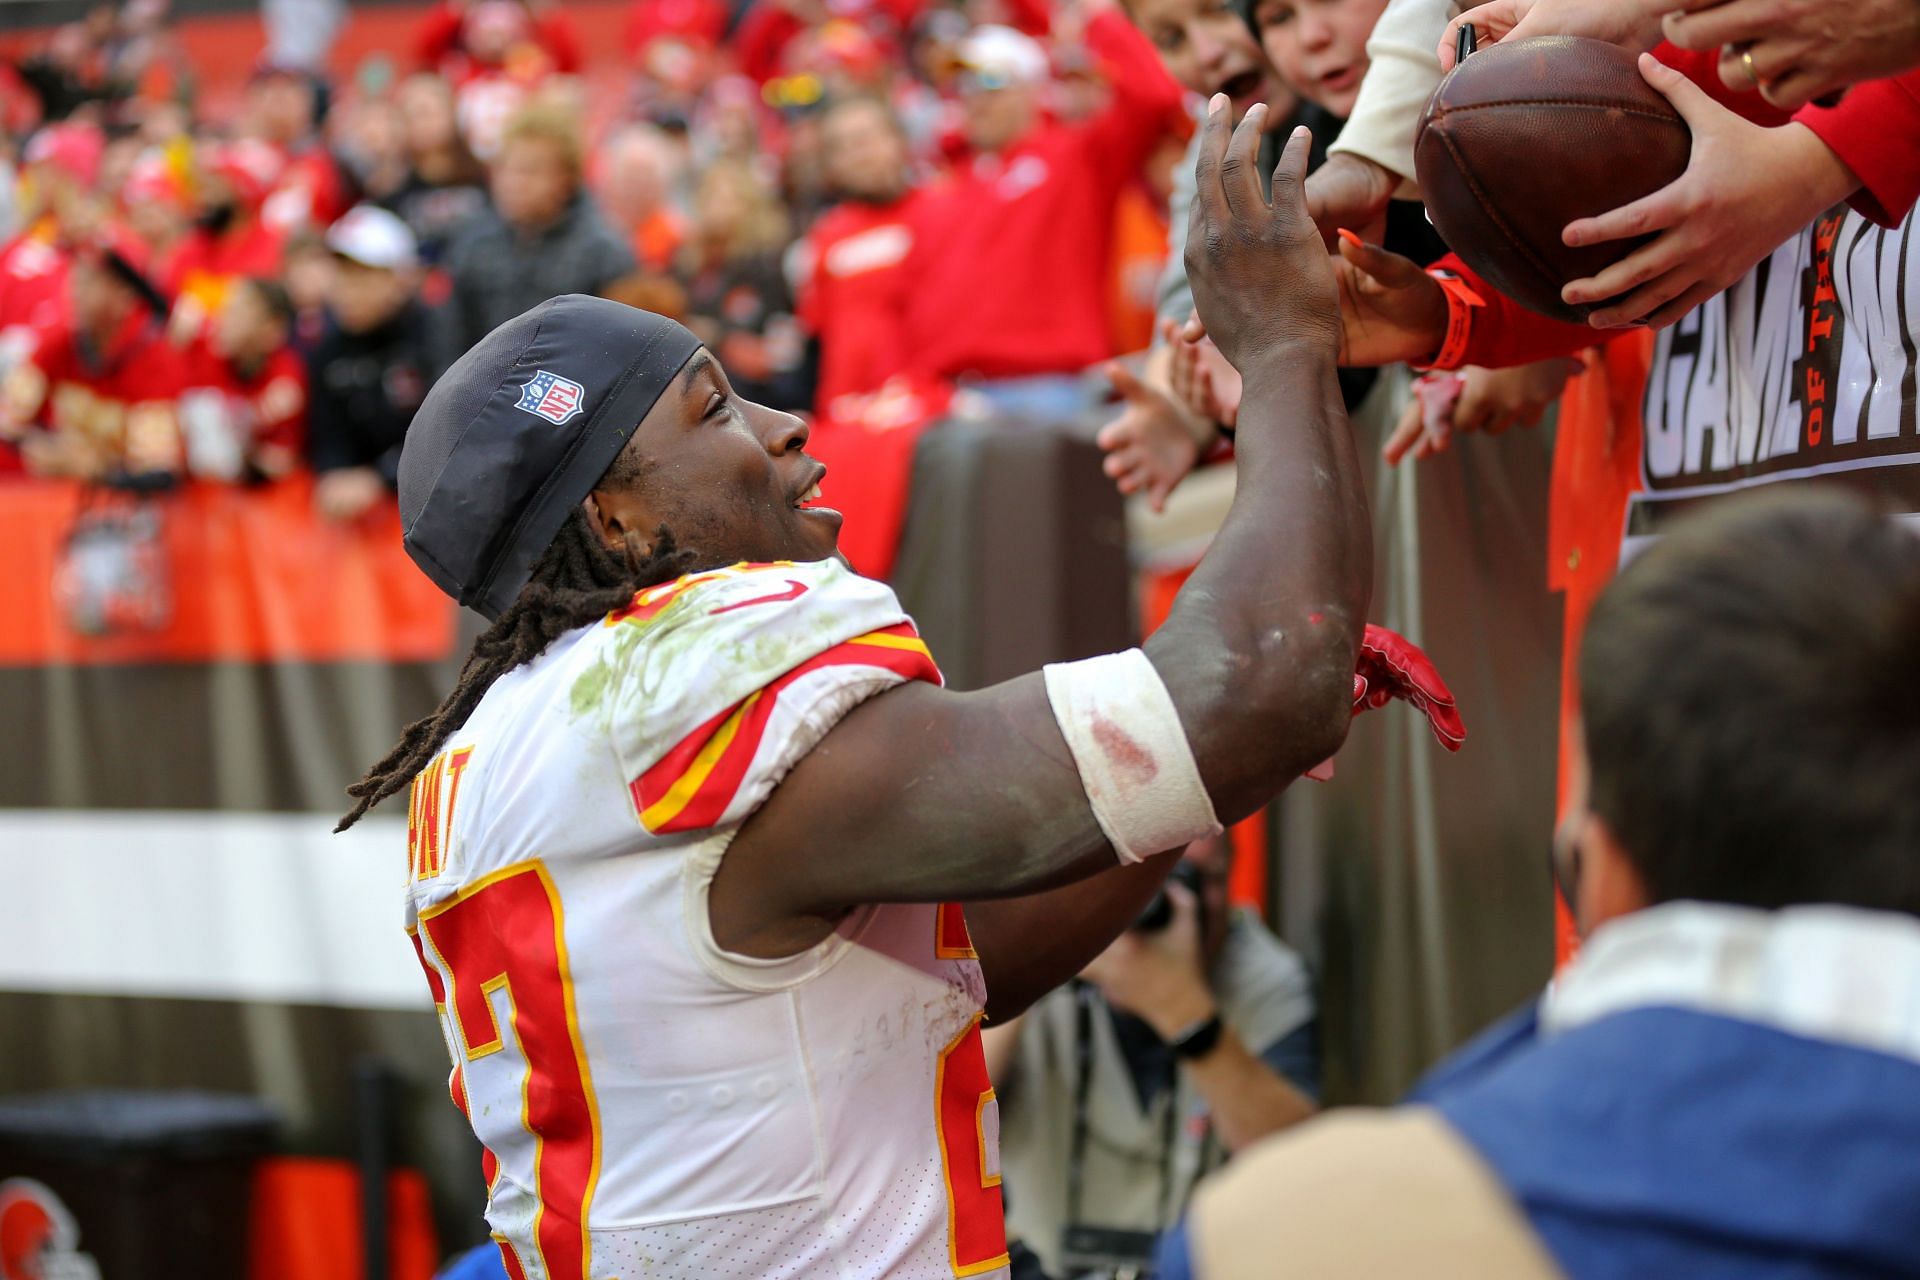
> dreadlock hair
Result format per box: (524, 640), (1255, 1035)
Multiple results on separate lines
(336, 506), (696, 831)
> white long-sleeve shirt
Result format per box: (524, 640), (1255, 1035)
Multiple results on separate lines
(1326, 0), (1460, 197)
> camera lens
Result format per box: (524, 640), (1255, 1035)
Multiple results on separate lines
(1133, 890), (1174, 932)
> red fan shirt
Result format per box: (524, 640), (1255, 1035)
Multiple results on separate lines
(165, 222), (289, 340)
(262, 145), (353, 236)
(178, 336), (308, 479)
(0, 313), (185, 478)
(900, 11), (1185, 383)
(796, 191), (920, 414)
(0, 230), (72, 340)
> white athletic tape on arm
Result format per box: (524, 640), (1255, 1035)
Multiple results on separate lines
(1043, 649), (1223, 865)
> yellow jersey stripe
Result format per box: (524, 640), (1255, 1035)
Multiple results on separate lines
(639, 691), (761, 832)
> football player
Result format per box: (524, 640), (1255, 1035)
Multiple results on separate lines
(339, 104), (1460, 1280)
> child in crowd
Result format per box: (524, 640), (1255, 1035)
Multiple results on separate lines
(178, 276), (307, 482)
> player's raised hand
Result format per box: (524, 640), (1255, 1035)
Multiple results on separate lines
(1184, 97), (1340, 378)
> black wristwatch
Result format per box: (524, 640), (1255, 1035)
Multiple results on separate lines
(1169, 1011), (1226, 1061)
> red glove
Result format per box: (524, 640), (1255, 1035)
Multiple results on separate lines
(1354, 623), (1466, 748)
(1308, 624), (1466, 781)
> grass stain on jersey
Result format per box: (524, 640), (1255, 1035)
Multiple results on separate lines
(566, 564), (879, 753)
(568, 620), (651, 728)
(569, 657), (616, 719)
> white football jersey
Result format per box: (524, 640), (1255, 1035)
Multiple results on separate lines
(402, 559), (1009, 1280)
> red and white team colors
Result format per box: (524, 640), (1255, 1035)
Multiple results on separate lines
(403, 559), (1011, 1280)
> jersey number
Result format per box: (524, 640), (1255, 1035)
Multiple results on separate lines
(418, 863), (601, 1280)
(933, 902), (1008, 1276)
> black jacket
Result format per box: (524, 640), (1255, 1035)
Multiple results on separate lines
(436, 193), (637, 365)
(305, 301), (442, 486)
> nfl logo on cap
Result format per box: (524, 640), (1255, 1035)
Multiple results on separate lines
(516, 369), (587, 425)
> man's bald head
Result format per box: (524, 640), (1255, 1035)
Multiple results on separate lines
(598, 124), (683, 222)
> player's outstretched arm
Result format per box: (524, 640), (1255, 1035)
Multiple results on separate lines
(962, 112), (1377, 1016)
(712, 106), (1372, 998)
(1147, 109), (1372, 811)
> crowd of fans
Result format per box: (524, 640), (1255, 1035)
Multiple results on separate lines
(9, 0), (1920, 1277)
(0, 0), (1199, 511)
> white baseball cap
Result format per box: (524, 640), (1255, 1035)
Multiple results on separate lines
(957, 25), (1049, 89)
(326, 204), (420, 272)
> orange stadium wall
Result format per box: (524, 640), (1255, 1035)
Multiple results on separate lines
(0, 479), (481, 1259)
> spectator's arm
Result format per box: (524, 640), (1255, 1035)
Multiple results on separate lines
(1325, 0), (1456, 196)
(1657, 0), (1920, 113)
(1650, 42), (1792, 124)
(1095, 345), (1213, 512)
(1553, 50), (1858, 328)
(1315, 16), (1780, 229)
(1796, 69), (1920, 227)
(108, 399), (180, 488)
(1083, 8), (1191, 179)
(116, 344), (188, 486)
(1443, 254), (1599, 369)
(1178, 1023), (1317, 1152)
(1035, 883), (1316, 1151)
(0, 354), (49, 437)
(253, 365), (308, 466)
(1332, 233), (1607, 371)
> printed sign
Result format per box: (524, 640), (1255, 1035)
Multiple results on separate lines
(1628, 204), (1920, 554)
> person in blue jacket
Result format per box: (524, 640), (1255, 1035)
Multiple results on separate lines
(1162, 486), (1920, 1280)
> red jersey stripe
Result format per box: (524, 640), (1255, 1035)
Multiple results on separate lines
(630, 628), (940, 833)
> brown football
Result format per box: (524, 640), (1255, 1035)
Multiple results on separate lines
(1415, 37), (1691, 324)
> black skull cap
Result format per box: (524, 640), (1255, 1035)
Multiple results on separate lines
(398, 295), (700, 621)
